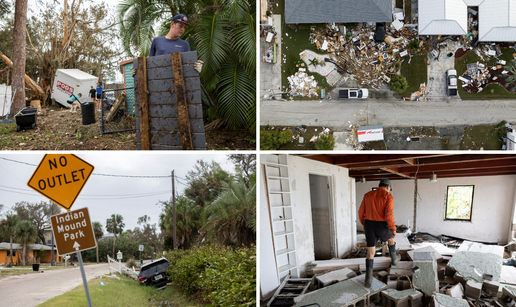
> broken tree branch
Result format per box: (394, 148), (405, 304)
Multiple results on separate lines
(0, 51), (44, 96)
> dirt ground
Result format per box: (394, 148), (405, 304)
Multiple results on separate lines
(0, 106), (255, 150)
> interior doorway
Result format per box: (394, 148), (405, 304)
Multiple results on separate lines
(309, 173), (335, 260)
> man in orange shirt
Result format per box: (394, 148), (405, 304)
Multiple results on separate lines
(358, 178), (399, 287)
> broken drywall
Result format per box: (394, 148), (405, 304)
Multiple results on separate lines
(294, 276), (386, 307)
(413, 252), (439, 296)
(447, 241), (503, 283)
(433, 293), (469, 307)
(316, 267), (355, 286)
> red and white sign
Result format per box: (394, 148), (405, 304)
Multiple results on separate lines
(357, 125), (384, 142)
(56, 81), (74, 95)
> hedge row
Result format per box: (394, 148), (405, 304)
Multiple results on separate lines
(165, 245), (256, 307)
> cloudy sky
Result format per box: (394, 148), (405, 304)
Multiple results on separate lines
(0, 152), (238, 233)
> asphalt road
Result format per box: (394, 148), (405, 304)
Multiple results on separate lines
(0, 263), (110, 307)
(260, 99), (516, 130)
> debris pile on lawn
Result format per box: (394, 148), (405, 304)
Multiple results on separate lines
(308, 22), (419, 89)
(460, 59), (514, 94)
(287, 70), (319, 98)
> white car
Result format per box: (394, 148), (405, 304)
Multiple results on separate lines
(338, 88), (369, 99)
(447, 69), (458, 96)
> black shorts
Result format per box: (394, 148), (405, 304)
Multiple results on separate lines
(364, 220), (391, 247)
(96, 94), (101, 99)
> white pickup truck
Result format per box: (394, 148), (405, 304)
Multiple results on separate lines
(447, 69), (458, 96)
(338, 88), (369, 99)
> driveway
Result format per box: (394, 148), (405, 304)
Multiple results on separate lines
(0, 263), (110, 307)
(425, 40), (461, 101)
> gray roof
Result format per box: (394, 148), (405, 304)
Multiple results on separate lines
(0, 242), (55, 251)
(285, 0), (393, 24)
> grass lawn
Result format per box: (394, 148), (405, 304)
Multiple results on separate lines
(460, 121), (506, 150)
(275, 0), (332, 97)
(400, 54), (427, 96)
(38, 275), (201, 307)
(456, 48), (516, 100)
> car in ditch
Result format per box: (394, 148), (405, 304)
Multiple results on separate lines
(138, 257), (170, 289)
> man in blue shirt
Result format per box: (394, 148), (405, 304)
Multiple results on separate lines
(148, 14), (202, 73)
(149, 14), (191, 56)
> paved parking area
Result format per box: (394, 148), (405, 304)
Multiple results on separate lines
(261, 14), (282, 98)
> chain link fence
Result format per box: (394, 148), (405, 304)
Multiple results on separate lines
(101, 84), (136, 134)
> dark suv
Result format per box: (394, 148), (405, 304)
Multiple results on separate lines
(138, 257), (170, 289)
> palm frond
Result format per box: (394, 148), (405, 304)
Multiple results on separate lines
(193, 12), (230, 78)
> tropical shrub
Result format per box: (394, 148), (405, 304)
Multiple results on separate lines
(315, 134), (335, 150)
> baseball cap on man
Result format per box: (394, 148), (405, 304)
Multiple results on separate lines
(379, 178), (392, 191)
(172, 14), (190, 26)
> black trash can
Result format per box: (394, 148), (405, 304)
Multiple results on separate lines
(32, 263), (40, 271)
(81, 102), (96, 125)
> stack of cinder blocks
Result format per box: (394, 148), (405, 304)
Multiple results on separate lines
(381, 289), (423, 307)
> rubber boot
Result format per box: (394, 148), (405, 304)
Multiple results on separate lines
(364, 259), (373, 287)
(389, 243), (400, 266)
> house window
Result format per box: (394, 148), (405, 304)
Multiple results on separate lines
(7, 250), (16, 256)
(445, 185), (474, 221)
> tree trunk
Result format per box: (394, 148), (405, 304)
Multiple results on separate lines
(22, 243), (26, 266)
(96, 245), (99, 264)
(9, 235), (13, 265)
(10, 0), (29, 115)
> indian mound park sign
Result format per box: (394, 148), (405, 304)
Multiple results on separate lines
(50, 207), (97, 255)
(27, 154), (94, 211)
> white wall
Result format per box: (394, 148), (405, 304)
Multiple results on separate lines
(288, 156), (356, 277)
(356, 175), (516, 243)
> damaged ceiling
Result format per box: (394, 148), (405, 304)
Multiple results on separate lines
(296, 154), (516, 181)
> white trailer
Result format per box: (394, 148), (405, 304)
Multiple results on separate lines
(357, 124), (384, 142)
(51, 69), (98, 108)
(0, 84), (12, 116)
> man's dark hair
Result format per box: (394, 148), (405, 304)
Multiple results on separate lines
(379, 182), (389, 188)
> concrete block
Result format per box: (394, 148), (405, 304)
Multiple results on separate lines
(413, 257), (439, 296)
(382, 289), (422, 307)
(391, 261), (414, 277)
(447, 241), (504, 283)
(316, 267), (355, 287)
(378, 271), (389, 283)
(399, 280), (411, 290)
(483, 280), (500, 297)
(454, 272), (467, 287)
(409, 292), (423, 307)
(388, 280), (398, 289)
(433, 293), (469, 307)
(464, 280), (482, 300)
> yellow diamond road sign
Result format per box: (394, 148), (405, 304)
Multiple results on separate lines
(27, 154), (94, 211)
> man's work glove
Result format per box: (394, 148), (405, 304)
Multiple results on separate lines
(194, 60), (204, 73)
(131, 67), (136, 77)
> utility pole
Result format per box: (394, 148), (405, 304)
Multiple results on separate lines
(50, 201), (54, 266)
(172, 170), (176, 249)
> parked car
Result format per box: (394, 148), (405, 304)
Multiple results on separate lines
(447, 69), (458, 96)
(339, 88), (369, 99)
(138, 257), (170, 289)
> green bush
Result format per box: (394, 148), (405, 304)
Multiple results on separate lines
(389, 74), (409, 93)
(408, 39), (420, 50)
(278, 129), (293, 144)
(315, 134), (335, 150)
(260, 130), (280, 150)
(165, 245), (256, 307)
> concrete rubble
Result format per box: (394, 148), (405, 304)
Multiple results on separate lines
(287, 70), (319, 98)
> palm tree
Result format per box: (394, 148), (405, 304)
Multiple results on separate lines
(14, 220), (38, 266)
(116, 0), (256, 130)
(160, 197), (201, 249)
(501, 60), (516, 93)
(106, 214), (125, 257)
(10, 0), (29, 115)
(201, 172), (256, 247)
(0, 214), (20, 266)
(92, 222), (104, 264)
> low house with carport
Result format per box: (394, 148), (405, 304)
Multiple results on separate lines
(0, 243), (62, 265)
(260, 154), (516, 302)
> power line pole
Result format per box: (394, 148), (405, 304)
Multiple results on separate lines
(172, 170), (177, 250)
(50, 201), (54, 266)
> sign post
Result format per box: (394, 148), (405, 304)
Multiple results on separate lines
(29, 154), (95, 307)
(139, 244), (144, 266)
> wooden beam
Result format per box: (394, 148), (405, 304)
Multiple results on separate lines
(137, 56), (150, 150)
(380, 167), (414, 179)
(171, 52), (193, 150)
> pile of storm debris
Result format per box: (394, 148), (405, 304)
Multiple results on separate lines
(308, 21), (419, 90)
(268, 229), (516, 307)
